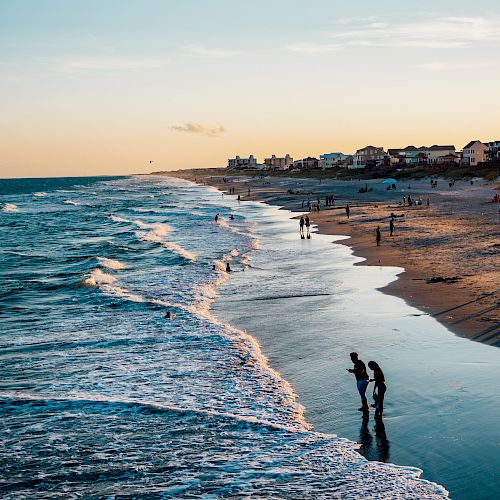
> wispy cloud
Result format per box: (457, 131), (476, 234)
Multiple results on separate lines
(182, 44), (242, 58)
(286, 16), (500, 52)
(170, 122), (227, 138)
(55, 57), (169, 73)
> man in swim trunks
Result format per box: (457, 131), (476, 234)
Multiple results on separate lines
(347, 352), (370, 411)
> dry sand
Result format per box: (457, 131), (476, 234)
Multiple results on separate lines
(165, 169), (500, 347)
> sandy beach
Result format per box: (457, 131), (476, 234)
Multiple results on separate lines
(167, 169), (499, 346)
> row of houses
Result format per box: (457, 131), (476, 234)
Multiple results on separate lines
(227, 140), (500, 171)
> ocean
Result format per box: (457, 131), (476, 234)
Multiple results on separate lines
(0, 174), (460, 497)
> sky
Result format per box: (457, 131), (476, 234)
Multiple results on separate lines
(1, 0), (500, 178)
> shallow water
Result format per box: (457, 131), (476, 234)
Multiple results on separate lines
(212, 199), (500, 500)
(0, 175), (450, 498)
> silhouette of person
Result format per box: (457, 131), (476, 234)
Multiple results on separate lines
(299, 216), (305, 238)
(389, 219), (394, 236)
(376, 226), (381, 246)
(214, 213), (219, 222)
(368, 361), (387, 420)
(305, 216), (311, 239)
(347, 352), (369, 411)
(226, 263), (231, 272)
(345, 204), (350, 218)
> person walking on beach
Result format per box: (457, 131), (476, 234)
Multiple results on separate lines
(305, 215), (311, 239)
(345, 204), (350, 219)
(299, 216), (305, 238)
(347, 352), (370, 411)
(389, 219), (394, 236)
(368, 361), (387, 420)
(376, 226), (381, 246)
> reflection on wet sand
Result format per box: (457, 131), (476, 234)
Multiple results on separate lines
(358, 413), (390, 463)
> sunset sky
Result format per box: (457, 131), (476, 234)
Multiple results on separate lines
(1, 0), (500, 178)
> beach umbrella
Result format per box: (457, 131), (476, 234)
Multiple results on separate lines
(383, 178), (397, 184)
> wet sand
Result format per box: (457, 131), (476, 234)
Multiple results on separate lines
(167, 169), (500, 347)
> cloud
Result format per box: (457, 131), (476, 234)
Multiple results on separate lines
(170, 123), (227, 138)
(55, 57), (169, 72)
(285, 16), (500, 52)
(182, 44), (242, 58)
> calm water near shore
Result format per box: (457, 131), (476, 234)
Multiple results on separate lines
(0, 175), (449, 498)
(212, 199), (500, 500)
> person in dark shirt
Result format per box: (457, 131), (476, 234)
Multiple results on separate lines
(368, 361), (387, 420)
(347, 352), (369, 411)
(299, 216), (305, 238)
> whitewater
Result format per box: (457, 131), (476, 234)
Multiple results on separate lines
(0, 175), (447, 498)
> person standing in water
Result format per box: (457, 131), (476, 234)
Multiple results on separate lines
(368, 361), (387, 420)
(389, 219), (394, 236)
(225, 263), (231, 272)
(345, 204), (350, 219)
(347, 352), (370, 411)
(305, 215), (311, 239)
(214, 213), (219, 222)
(299, 216), (305, 238)
(376, 226), (381, 246)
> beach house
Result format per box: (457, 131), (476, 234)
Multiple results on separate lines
(426, 145), (456, 164)
(486, 141), (500, 161)
(264, 154), (293, 170)
(293, 157), (320, 170)
(227, 155), (258, 169)
(462, 141), (488, 166)
(352, 146), (386, 169)
(319, 152), (350, 168)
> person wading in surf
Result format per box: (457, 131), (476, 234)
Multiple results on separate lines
(305, 216), (311, 239)
(347, 352), (370, 412)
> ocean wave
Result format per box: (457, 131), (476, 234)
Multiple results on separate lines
(0, 395), (448, 498)
(81, 269), (117, 287)
(110, 215), (172, 242)
(161, 242), (197, 261)
(1, 203), (18, 212)
(33, 192), (46, 197)
(96, 257), (129, 270)
(64, 200), (81, 206)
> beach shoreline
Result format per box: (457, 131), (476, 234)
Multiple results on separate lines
(163, 169), (499, 347)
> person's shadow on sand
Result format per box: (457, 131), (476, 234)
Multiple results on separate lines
(358, 413), (390, 463)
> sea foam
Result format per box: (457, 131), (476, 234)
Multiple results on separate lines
(97, 257), (128, 270)
(1, 203), (18, 212)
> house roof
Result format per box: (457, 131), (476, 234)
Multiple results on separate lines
(429, 145), (455, 151)
(463, 140), (483, 149)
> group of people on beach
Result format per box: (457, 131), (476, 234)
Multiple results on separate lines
(299, 216), (311, 239)
(347, 352), (386, 419)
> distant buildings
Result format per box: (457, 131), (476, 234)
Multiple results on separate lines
(352, 146), (386, 169)
(388, 145), (459, 166)
(319, 152), (350, 168)
(486, 141), (500, 161)
(264, 154), (293, 170)
(293, 157), (319, 169)
(426, 145), (456, 164)
(462, 141), (487, 166)
(227, 155), (257, 169)
(226, 140), (497, 171)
